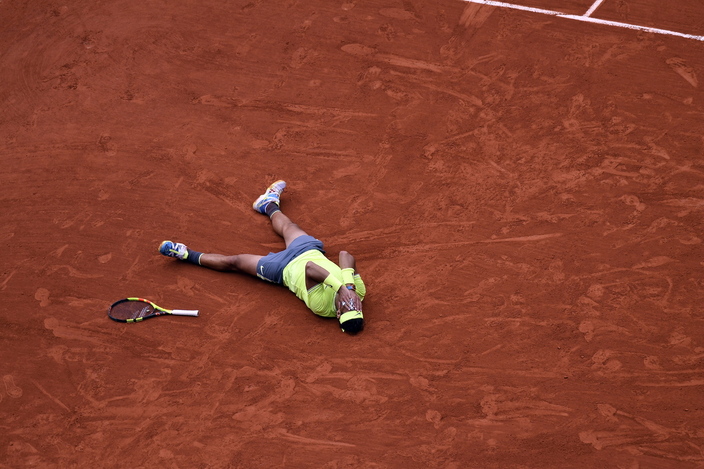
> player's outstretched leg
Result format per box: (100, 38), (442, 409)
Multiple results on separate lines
(158, 240), (260, 276)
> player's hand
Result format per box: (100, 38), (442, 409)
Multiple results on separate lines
(336, 286), (362, 316)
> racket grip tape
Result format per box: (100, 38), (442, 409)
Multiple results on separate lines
(170, 309), (199, 317)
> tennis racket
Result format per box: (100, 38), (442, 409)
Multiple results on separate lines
(108, 297), (199, 323)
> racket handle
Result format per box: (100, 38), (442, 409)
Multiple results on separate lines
(170, 309), (199, 317)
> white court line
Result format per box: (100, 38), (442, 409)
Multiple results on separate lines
(463, 0), (704, 42)
(584, 0), (606, 17)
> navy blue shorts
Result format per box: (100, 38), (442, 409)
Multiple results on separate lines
(256, 235), (325, 285)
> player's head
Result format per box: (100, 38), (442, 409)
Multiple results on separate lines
(339, 310), (364, 334)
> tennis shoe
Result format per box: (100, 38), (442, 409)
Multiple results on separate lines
(253, 180), (286, 214)
(159, 240), (189, 260)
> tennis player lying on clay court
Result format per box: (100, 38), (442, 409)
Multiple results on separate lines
(158, 180), (366, 334)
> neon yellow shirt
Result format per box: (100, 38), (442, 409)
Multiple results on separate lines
(282, 250), (366, 317)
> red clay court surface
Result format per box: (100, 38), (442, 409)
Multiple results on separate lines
(2, 0), (704, 467)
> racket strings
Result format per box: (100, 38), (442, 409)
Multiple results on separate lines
(109, 301), (155, 320)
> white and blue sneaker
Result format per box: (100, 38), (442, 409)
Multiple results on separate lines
(253, 180), (286, 214)
(159, 240), (189, 260)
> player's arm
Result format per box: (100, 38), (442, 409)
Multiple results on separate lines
(305, 261), (333, 290)
(304, 251), (357, 286)
(338, 250), (356, 272)
(338, 251), (360, 290)
(305, 259), (361, 311)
